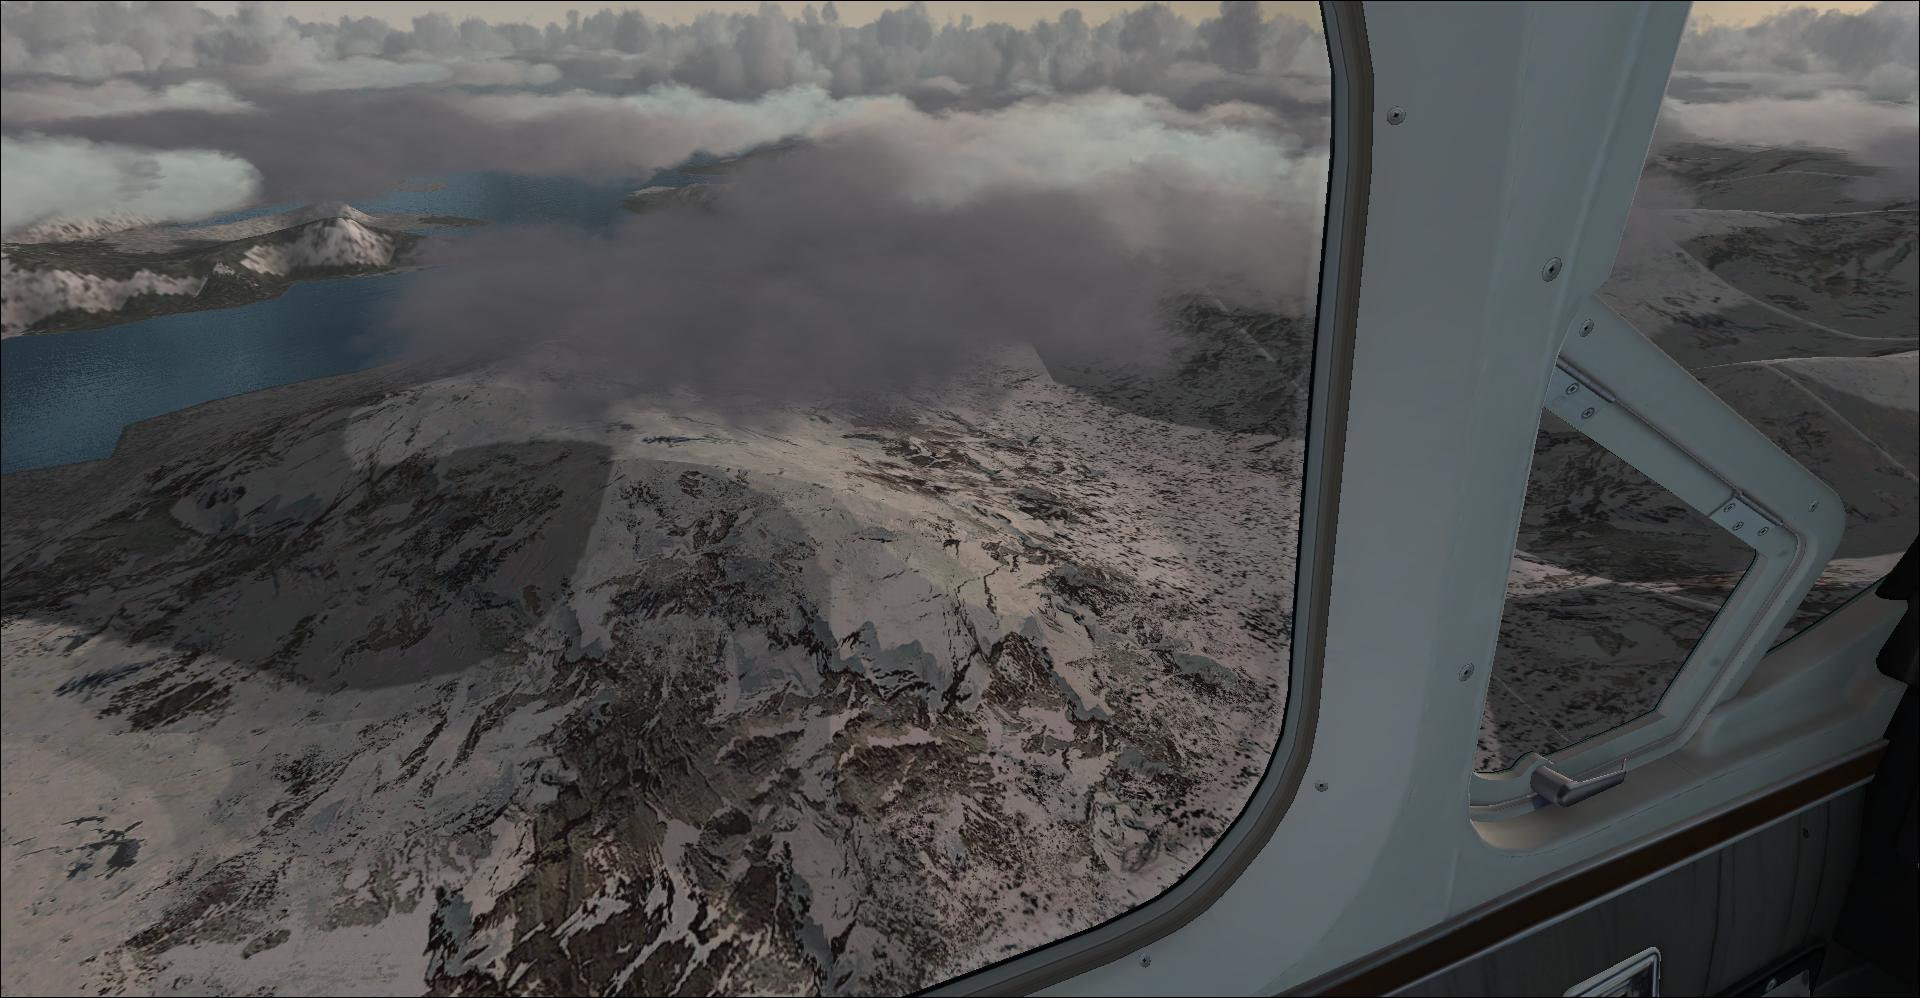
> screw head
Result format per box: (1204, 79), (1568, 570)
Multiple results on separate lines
(1809, 501), (1820, 512)
(1141, 955), (1153, 968)
(1758, 526), (1769, 536)
(1541, 257), (1563, 282)
(1732, 521), (1745, 531)
(1564, 382), (1581, 395)
(1580, 407), (1596, 420)
(1459, 662), (1475, 681)
(1314, 781), (1329, 792)
(1386, 106), (1406, 125)
(1724, 503), (1737, 513)
(1579, 319), (1595, 337)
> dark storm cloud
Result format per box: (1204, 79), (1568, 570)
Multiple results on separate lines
(382, 100), (1326, 403)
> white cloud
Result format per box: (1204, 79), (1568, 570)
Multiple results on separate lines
(1676, 0), (1918, 85)
(0, 79), (252, 124)
(446, 59), (563, 88)
(1656, 3), (1920, 194)
(1658, 90), (1920, 154)
(1656, 90), (1920, 198)
(0, 135), (262, 236)
(459, 83), (911, 160)
(1, 1), (1328, 108)
(240, 54), (452, 91)
(802, 92), (1325, 210)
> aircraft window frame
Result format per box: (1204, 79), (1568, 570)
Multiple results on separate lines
(1469, 302), (1843, 814)
(1475, 411), (1758, 777)
(1465, 0), (1917, 811)
(924, 1), (1371, 991)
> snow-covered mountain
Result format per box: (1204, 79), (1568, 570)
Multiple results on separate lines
(238, 217), (396, 277)
(0, 207), (464, 336)
(1, 309), (1306, 994)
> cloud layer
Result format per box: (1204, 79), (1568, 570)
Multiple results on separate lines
(2, 2), (1326, 108)
(0, 134), (261, 234)
(1656, 90), (1919, 197)
(4, 0), (1914, 404)
(1675, 1), (1919, 100)
(385, 93), (1326, 403)
(26, 85), (915, 206)
(0, 78), (251, 123)
(1655, 2), (1919, 197)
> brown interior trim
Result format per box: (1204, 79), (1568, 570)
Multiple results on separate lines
(1292, 746), (1887, 996)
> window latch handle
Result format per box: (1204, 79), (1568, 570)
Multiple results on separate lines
(1530, 761), (1625, 807)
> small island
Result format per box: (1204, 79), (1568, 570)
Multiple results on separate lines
(0, 206), (485, 337)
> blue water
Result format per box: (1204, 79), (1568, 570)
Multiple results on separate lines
(355, 171), (677, 230)
(1, 274), (413, 474)
(2, 170), (686, 474)
(190, 170), (677, 231)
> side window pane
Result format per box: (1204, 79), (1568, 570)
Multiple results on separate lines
(1599, 3), (1919, 644)
(0, 3), (1333, 994)
(1480, 2), (1919, 773)
(1694, 355), (1917, 640)
(1477, 418), (1752, 774)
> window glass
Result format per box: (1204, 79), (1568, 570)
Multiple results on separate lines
(1598, 2), (1919, 643)
(1479, 2), (1919, 772)
(1477, 419), (1753, 773)
(0, 3), (1331, 994)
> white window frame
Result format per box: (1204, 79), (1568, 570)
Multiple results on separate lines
(1036, 2), (1903, 994)
(940, 2), (1907, 994)
(927, 2), (1372, 992)
(1469, 297), (1845, 812)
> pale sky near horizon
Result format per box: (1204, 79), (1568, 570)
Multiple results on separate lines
(190, 1), (1891, 31)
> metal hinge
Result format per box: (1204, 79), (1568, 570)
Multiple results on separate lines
(1543, 364), (1793, 559)
(1543, 364), (1612, 427)
(1531, 759), (1626, 807)
(1708, 493), (1791, 559)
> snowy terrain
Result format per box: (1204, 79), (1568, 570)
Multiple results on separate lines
(1, 299), (1306, 994)
(1, 137), (1914, 992)
(238, 217), (395, 277)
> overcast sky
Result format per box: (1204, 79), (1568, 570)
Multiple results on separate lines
(4, 1), (1909, 239)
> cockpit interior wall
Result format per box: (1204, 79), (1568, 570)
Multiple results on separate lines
(1830, 539), (1919, 994)
(1392, 786), (1871, 997)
